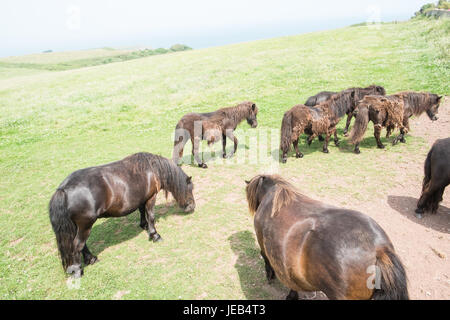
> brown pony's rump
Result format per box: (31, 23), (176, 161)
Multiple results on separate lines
(245, 174), (409, 300)
(173, 101), (258, 168)
(349, 91), (442, 153)
(49, 152), (195, 277)
(415, 138), (450, 218)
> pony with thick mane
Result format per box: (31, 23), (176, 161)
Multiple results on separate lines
(304, 85), (386, 138)
(415, 138), (450, 218)
(280, 90), (355, 162)
(49, 152), (195, 278)
(245, 174), (409, 300)
(173, 101), (258, 168)
(349, 92), (442, 153)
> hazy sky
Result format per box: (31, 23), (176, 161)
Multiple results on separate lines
(1, 0), (432, 57)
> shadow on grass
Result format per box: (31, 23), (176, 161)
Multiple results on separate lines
(88, 202), (191, 257)
(228, 231), (287, 300)
(387, 195), (450, 234)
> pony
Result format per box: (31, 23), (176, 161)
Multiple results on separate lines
(415, 138), (450, 218)
(173, 101), (258, 168)
(245, 174), (409, 300)
(49, 152), (195, 278)
(304, 85), (386, 137)
(280, 90), (356, 163)
(349, 92), (442, 153)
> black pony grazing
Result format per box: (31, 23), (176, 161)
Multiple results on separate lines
(49, 152), (195, 278)
(304, 85), (386, 137)
(173, 101), (258, 168)
(415, 138), (450, 218)
(280, 91), (356, 162)
(245, 174), (409, 300)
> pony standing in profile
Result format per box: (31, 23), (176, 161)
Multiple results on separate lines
(349, 92), (442, 154)
(304, 85), (386, 137)
(415, 138), (450, 218)
(245, 174), (409, 300)
(49, 152), (195, 278)
(279, 91), (355, 162)
(173, 101), (258, 168)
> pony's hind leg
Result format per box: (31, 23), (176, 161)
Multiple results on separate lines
(343, 113), (353, 136)
(139, 205), (148, 230)
(333, 129), (340, 147)
(82, 244), (98, 265)
(72, 215), (97, 276)
(144, 195), (162, 242)
(322, 133), (330, 153)
(293, 138), (303, 158)
(192, 136), (207, 168)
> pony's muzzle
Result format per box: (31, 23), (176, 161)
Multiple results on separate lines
(184, 203), (195, 213)
(432, 116), (438, 121)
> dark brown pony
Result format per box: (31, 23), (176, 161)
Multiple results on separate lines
(349, 92), (442, 153)
(305, 85), (386, 137)
(415, 138), (450, 218)
(49, 152), (195, 278)
(245, 174), (409, 300)
(173, 101), (258, 168)
(280, 91), (355, 162)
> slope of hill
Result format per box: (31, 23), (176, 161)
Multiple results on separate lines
(0, 19), (448, 299)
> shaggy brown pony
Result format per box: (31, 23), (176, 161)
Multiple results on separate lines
(245, 174), (409, 300)
(349, 92), (442, 153)
(415, 138), (450, 218)
(280, 91), (355, 163)
(173, 101), (258, 168)
(305, 85), (386, 138)
(49, 152), (195, 278)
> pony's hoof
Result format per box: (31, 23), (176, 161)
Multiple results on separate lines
(323, 149), (329, 154)
(343, 132), (349, 137)
(198, 163), (208, 169)
(335, 141), (340, 147)
(151, 234), (163, 242)
(281, 158), (287, 164)
(400, 138), (406, 143)
(415, 213), (423, 219)
(354, 149), (361, 154)
(295, 153), (303, 158)
(86, 256), (98, 265)
(377, 144), (385, 149)
(286, 290), (299, 300)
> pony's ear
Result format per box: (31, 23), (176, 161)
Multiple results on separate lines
(438, 95), (443, 101)
(251, 103), (256, 111)
(245, 180), (251, 185)
(186, 176), (192, 184)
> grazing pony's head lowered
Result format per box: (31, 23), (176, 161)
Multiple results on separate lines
(131, 153), (196, 212)
(245, 174), (300, 217)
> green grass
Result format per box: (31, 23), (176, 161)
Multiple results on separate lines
(0, 19), (448, 299)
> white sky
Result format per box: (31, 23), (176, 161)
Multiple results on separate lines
(0, 0), (432, 57)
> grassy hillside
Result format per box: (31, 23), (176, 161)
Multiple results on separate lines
(0, 19), (448, 299)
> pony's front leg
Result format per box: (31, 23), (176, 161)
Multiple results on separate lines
(139, 205), (148, 230)
(286, 290), (299, 300)
(307, 133), (317, 146)
(82, 244), (98, 265)
(374, 124), (385, 149)
(333, 128), (340, 147)
(261, 251), (275, 283)
(224, 130), (238, 158)
(222, 133), (227, 158)
(354, 142), (361, 154)
(343, 113), (352, 136)
(322, 132), (330, 153)
(293, 138), (303, 158)
(145, 195), (162, 242)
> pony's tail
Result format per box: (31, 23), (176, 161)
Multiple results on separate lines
(348, 105), (369, 144)
(49, 189), (77, 271)
(280, 111), (293, 154)
(372, 247), (409, 300)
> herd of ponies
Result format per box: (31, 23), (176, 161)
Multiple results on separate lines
(49, 84), (448, 300)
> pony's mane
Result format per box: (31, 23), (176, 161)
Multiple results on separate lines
(345, 85), (386, 101)
(246, 174), (301, 217)
(318, 91), (354, 118)
(211, 101), (257, 126)
(124, 152), (189, 202)
(394, 91), (440, 116)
